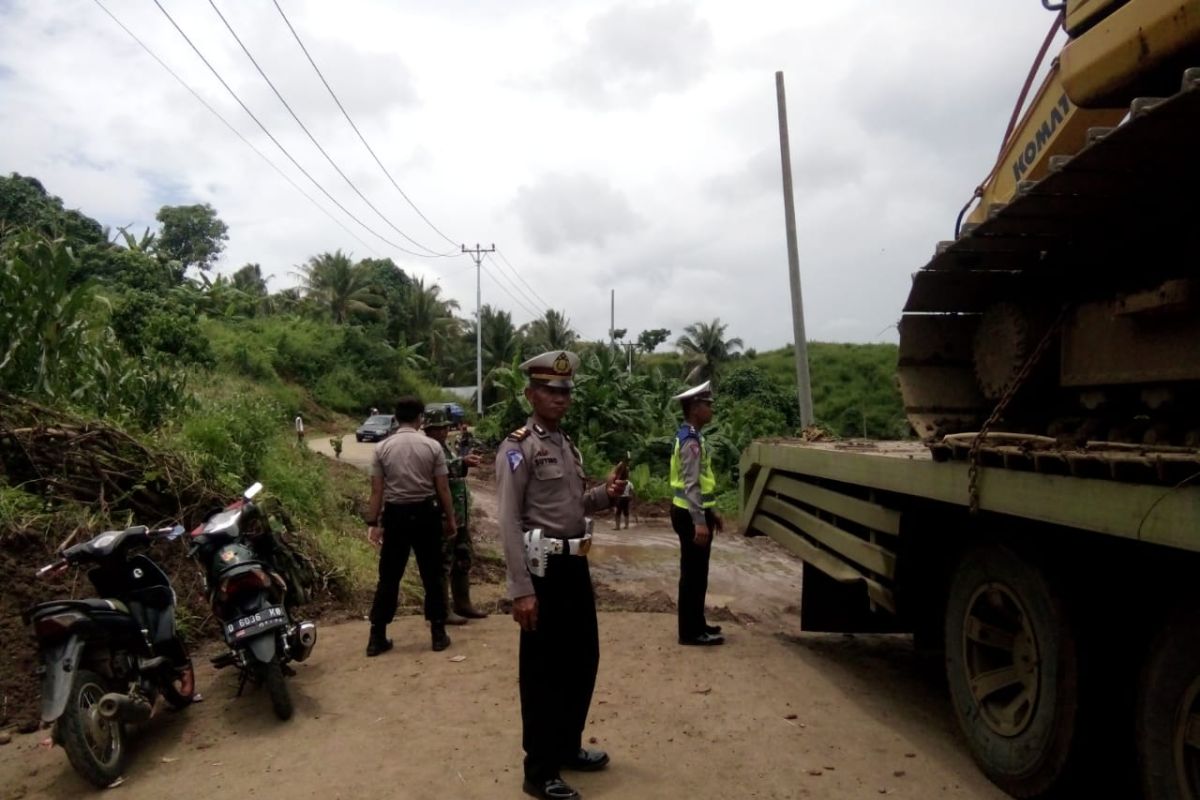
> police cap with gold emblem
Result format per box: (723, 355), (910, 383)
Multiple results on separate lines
(520, 350), (580, 389)
(671, 380), (714, 404)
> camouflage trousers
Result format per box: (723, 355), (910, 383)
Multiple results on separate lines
(443, 523), (474, 580)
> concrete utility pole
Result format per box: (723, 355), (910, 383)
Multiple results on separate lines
(775, 71), (814, 428)
(462, 243), (495, 414)
(610, 289), (615, 344)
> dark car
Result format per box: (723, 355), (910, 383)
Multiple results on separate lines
(356, 414), (398, 443)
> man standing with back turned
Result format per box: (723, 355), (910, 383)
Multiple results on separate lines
(495, 351), (626, 800)
(364, 396), (458, 656)
(670, 381), (725, 646)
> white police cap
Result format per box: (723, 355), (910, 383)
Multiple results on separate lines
(520, 350), (580, 388)
(671, 380), (714, 403)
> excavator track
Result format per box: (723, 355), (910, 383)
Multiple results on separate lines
(899, 66), (1200, 475)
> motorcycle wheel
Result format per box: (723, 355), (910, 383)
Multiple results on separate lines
(263, 659), (293, 721)
(58, 669), (127, 788)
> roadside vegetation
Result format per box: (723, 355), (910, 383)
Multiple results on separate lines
(0, 171), (907, 726)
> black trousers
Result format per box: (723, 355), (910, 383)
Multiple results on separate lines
(369, 500), (447, 626)
(671, 506), (715, 639)
(520, 555), (599, 782)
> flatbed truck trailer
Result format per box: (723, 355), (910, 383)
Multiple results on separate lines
(739, 438), (1200, 798)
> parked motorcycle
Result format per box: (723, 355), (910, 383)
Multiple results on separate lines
(23, 524), (195, 787)
(189, 482), (316, 721)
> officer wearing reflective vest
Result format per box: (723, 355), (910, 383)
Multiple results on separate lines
(494, 350), (627, 800)
(669, 381), (725, 646)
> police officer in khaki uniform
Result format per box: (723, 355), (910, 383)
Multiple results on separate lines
(364, 396), (458, 656)
(495, 351), (626, 800)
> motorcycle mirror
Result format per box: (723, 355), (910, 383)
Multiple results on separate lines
(244, 482), (263, 500)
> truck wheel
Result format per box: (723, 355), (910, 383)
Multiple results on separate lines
(1136, 607), (1200, 800)
(944, 544), (1078, 797)
(58, 669), (127, 788)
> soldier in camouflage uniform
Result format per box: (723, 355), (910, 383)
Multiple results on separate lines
(424, 410), (488, 623)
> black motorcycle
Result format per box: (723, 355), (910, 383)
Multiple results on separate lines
(24, 524), (195, 787)
(189, 482), (316, 721)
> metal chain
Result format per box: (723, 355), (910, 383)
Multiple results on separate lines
(967, 305), (1071, 514)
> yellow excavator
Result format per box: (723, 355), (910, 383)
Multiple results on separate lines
(899, 0), (1200, 448)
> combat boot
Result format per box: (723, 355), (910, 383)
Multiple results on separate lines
(431, 622), (451, 652)
(452, 573), (488, 619)
(365, 625), (393, 657)
(443, 578), (468, 625)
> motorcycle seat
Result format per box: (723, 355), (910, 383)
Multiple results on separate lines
(31, 598), (131, 617)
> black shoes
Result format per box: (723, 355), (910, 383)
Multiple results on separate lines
(431, 623), (451, 652)
(704, 624), (722, 635)
(679, 632), (725, 646)
(365, 626), (393, 657)
(561, 748), (609, 772)
(522, 777), (580, 800)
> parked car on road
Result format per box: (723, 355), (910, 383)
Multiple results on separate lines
(355, 415), (398, 442)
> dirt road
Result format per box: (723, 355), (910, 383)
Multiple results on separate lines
(0, 437), (1007, 798)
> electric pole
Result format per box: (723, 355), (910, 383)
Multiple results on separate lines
(462, 243), (495, 415)
(776, 71), (814, 427)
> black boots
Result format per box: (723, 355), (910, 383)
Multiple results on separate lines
(431, 622), (451, 652)
(444, 578), (468, 626)
(452, 573), (488, 619)
(365, 625), (393, 657)
(367, 624), (451, 654)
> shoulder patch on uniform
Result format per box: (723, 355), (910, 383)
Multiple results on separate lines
(508, 427), (530, 442)
(506, 449), (524, 472)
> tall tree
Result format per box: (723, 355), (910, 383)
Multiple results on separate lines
(155, 203), (228, 276)
(297, 250), (383, 324)
(524, 309), (577, 352)
(675, 318), (744, 384)
(0, 173), (105, 247)
(636, 328), (671, 353)
(231, 263), (268, 296)
(470, 305), (523, 396)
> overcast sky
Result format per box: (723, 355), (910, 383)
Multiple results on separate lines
(1, 0), (1061, 348)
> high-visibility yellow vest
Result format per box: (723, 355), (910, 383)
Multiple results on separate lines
(669, 424), (716, 510)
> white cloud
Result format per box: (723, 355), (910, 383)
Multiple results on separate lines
(0, 0), (1059, 346)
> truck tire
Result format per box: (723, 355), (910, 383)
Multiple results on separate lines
(944, 544), (1079, 798)
(1136, 606), (1200, 800)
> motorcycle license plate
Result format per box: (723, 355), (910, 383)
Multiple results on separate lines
(225, 606), (286, 640)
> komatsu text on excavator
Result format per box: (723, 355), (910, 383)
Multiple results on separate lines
(740, 2), (1200, 798)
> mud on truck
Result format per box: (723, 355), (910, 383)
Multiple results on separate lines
(741, 2), (1200, 798)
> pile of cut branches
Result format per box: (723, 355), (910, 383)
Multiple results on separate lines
(0, 391), (222, 528)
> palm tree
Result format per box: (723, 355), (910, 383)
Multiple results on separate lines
(296, 250), (383, 323)
(676, 318), (744, 384)
(403, 277), (461, 367)
(524, 309), (577, 351)
(478, 305), (522, 370)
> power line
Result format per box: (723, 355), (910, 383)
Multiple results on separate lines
(207, 0), (457, 259)
(92, 0), (379, 257)
(271, 0), (460, 249)
(493, 249), (555, 313)
(483, 264), (542, 321)
(484, 253), (548, 318)
(151, 0), (432, 260)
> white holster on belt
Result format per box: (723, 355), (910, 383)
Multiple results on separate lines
(523, 520), (594, 578)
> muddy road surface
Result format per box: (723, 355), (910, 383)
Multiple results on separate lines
(0, 436), (1008, 798)
(0, 615), (1005, 800)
